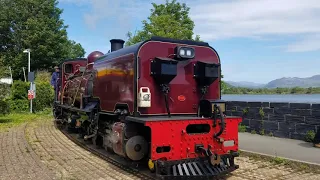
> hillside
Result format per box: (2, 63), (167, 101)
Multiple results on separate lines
(225, 81), (265, 89)
(225, 75), (320, 88)
(265, 75), (320, 88)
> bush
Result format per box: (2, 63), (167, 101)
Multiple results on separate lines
(8, 99), (29, 112)
(10, 80), (29, 100)
(0, 83), (11, 99)
(8, 76), (54, 112)
(33, 71), (54, 112)
(7, 80), (29, 112)
(33, 81), (54, 112)
(305, 130), (315, 142)
(0, 83), (11, 116)
(238, 124), (246, 132)
(0, 99), (10, 115)
(35, 70), (52, 83)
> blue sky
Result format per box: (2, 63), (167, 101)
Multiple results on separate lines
(57, 0), (320, 84)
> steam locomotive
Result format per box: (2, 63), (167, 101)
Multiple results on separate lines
(53, 36), (242, 179)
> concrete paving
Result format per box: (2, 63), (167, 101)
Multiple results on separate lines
(239, 132), (320, 165)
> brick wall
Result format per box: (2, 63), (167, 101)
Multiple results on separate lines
(225, 101), (320, 141)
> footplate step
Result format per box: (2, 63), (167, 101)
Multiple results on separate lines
(156, 156), (239, 180)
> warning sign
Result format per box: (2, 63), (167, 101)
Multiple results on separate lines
(28, 90), (34, 100)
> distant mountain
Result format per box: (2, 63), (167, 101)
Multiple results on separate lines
(225, 75), (320, 88)
(265, 75), (320, 88)
(225, 81), (265, 89)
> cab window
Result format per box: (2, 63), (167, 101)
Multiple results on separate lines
(64, 64), (73, 73)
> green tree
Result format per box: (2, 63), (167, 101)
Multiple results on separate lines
(125, 0), (201, 46)
(290, 86), (304, 94)
(306, 87), (313, 94)
(63, 40), (86, 59)
(0, 0), (85, 79)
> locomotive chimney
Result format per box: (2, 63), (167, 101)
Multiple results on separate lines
(110, 39), (125, 52)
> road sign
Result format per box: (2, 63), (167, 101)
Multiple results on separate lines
(28, 90), (34, 100)
(28, 82), (36, 113)
(30, 82), (36, 98)
(28, 71), (35, 82)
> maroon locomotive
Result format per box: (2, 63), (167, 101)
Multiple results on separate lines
(53, 36), (242, 179)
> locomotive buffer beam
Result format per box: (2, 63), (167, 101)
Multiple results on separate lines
(155, 152), (239, 180)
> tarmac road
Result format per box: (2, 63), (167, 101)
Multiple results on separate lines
(239, 132), (320, 165)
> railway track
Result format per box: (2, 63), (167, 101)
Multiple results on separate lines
(55, 121), (236, 180)
(54, 122), (156, 180)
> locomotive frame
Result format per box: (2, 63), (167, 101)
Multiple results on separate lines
(53, 36), (242, 179)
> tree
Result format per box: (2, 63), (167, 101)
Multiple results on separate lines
(125, 0), (201, 46)
(0, 0), (85, 79)
(63, 40), (86, 59)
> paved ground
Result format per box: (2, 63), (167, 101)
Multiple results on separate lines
(239, 132), (320, 165)
(0, 119), (320, 180)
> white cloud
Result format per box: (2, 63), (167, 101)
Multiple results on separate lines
(189, 0), (320, 52)
(59, 0), (320, 53)
(58, 0), (164, 41)
(285, 35), (320, 52)
(58, 0), (158, 30)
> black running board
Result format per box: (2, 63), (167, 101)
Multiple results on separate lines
(155, 153), (239, 180)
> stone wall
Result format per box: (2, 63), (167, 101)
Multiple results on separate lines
(225, 101), (320, 141)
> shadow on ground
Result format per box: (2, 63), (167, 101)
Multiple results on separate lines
(298, 142), (318, 149)
(0, 118), (13, 123)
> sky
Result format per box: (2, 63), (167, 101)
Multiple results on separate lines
(57, 0), (320, 84)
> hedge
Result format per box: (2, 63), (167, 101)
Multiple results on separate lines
(10, 80), (29, 100)
(0, 83), (10, 99)
(7, 71), (54, 113)
(0, 99), (9, 115)
(0, 83), (10, 115)
(33, 71), (55, 112)
(33, 81), (54, 112)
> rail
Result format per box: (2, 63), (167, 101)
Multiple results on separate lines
(54, 121), (156, 180)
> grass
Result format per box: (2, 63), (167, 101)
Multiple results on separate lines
(239, 150), (320, 174)
(238, 124), (247, 132)
(0, 108), (52, 132)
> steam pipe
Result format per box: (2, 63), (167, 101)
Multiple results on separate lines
(160, 84), (171, 117)
(214, 104), (225, 138)
(164, 93), (171, 117)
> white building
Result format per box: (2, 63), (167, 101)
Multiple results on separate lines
(0, 78), (13, 84)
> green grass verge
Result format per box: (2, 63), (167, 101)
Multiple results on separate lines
(239, 150), (320, 174)
(0, 108), (52, 132)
